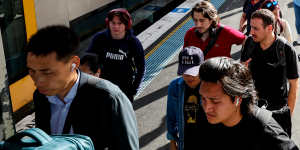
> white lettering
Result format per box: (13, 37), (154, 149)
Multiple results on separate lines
(181, 56), (194, 65)
(106, 52), (125, 60)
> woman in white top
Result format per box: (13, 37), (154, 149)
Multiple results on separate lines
(261, 0), (293, 43)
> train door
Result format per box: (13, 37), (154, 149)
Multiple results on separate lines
(0, 0), (29, 140)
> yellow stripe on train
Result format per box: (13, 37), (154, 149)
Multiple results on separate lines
(9, 75), (35, 112)
(9, 0), (38, 112)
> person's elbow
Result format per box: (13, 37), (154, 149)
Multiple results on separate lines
(288, 78), (299, 93)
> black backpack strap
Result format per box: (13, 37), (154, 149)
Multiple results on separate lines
(203, 25), (224, 56)
(275, 36), (286, 66)
(272, 37), (287, 89)
(240, 36), (256, 62)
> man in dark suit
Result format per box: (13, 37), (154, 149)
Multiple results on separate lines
(25, 25), (139, 150)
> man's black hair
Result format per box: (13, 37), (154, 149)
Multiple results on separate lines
(199, 57), (257, 116)
(25, 25), (80, 62)
(80, 54), (100, 73)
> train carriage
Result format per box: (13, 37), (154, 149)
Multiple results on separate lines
(0, 0), (184, 123)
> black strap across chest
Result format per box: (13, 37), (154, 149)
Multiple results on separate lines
(203, 26), (224, 56)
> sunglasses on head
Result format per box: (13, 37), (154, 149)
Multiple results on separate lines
(266, 1), (278, 8)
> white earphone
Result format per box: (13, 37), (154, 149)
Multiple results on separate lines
(235, 97), (240, 107)
(71, 63), (76, 71)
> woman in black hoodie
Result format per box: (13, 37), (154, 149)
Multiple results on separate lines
(87, 8), (145, 103)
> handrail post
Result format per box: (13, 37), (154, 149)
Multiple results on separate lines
(0, 27), (15, 140)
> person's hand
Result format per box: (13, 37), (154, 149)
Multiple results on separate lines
(242, 58), (252, 68)
(239, 23), (246, 32)
(169, 140), (178, 150)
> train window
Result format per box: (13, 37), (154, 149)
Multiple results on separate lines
(0, 0), (27, 84)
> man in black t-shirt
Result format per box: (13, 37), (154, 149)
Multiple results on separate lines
(241, 9), (299, 113)
(198, 57), (298, 150)
(239, 0), (266, 35)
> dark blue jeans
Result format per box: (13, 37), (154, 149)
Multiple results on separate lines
(294, 3), (300, 35)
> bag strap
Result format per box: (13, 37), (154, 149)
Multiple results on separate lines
(275, 36), (288, 91)
(241, 36), (256, 61)
(275, 36), (286, 66)
(203, 25), (224, 56)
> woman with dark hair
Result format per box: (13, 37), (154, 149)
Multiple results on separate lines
(260, 0), (293, 43)
(87, 8), (145, 103)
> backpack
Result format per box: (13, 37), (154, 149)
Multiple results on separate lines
(255, 106), (291, 138)
(241, 36), (292, 137)
(0, 128), (95, 150)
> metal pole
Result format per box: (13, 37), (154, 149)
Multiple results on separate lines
(0, 27), (15, 140)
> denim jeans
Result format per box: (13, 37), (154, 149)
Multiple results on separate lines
(294, 3), (300, 35)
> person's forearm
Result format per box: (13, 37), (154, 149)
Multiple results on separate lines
(284, 21), (293, 43)
(240, 19), (245, 28)
(132, 60), (145, 93)
(169, 140), (178, 150)
(288, 78), (299, 115)
(239, 14), (246, 31)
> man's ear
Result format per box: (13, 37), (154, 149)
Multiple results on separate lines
(268, 24), (273, 32)
(234, 97), (242, 107)
(95, 68), (101, 77)
(71, 56), (80, 68)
